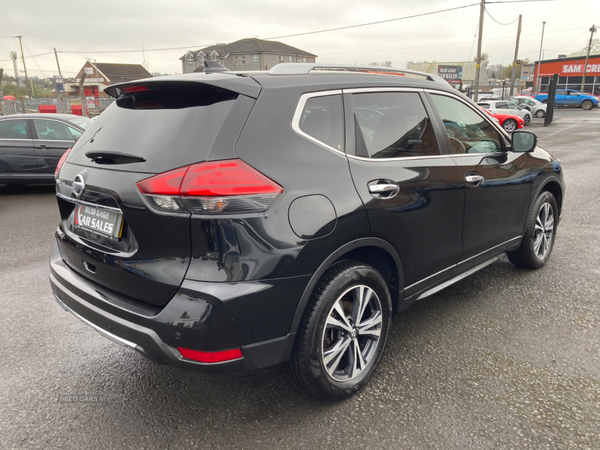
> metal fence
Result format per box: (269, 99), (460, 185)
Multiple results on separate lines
(0, 97), (115, 117)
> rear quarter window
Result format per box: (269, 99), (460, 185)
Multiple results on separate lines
(298, 95), (344, 152)
(0, 119), (28, 139)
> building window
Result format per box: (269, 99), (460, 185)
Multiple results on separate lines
(252, 54), (260, 63)
(187, 58), (193, 65)
(289, 56), (294, 62)
(279, 56), (284, 64)
(235, 55), (246, 66)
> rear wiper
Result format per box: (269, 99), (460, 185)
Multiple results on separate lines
(85, 151), (146, 165)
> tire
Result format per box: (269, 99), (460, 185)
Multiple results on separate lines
(523, 114), (531, 126)
(287, 260), (392, 401)
(535, 109), (545, 118)
(503, 119), (518, 133)
(582, 100), (593, 111)
(508, 191), (558, 269)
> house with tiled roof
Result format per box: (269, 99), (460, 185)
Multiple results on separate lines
(61, 61), (152, 99)
(180, 38), (317, 73)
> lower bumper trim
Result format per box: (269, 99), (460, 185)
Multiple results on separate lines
(54, 293), (137, 349)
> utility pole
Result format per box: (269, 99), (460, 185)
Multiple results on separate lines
(581, 24), (597, 92)
(474, 0), (485, 102)
(509, 15), (522, 96)
(79, 72), (88, 117)
(10, 52), (19, 87)
(54, 48), (63, 78)
(535, 22), (546, 93)
(16, 36), (31, 98)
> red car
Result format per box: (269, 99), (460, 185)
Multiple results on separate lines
(484, 109), (524, 133)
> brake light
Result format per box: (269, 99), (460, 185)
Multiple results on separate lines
(178, 347), (243, 363)
(137, 159), (283, 214)
(121, 85), (150, 93)
(55, 147), (72, 178)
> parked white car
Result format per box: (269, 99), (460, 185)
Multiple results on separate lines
(477, 100), (533, 126)
(513, 96), (547, 118)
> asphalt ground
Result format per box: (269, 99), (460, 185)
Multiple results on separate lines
(0, 107), (599, 450)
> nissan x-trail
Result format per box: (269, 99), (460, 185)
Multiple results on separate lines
(50, 63), (565, 400)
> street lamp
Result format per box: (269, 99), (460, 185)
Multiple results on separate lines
(581, 24), (597, 93)
(535, 21), (546, 93)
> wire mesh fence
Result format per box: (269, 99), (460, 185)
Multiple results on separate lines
(0, 97), (115, 117)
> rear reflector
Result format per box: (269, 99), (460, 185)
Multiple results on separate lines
(137, 159), (283, 214)
(55, 147), (72, 178)
(178, 347), (243, 363)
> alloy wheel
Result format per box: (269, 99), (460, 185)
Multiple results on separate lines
(503, 120), (517, 132)
(321, 285), (383, 382)
(533, 203), (554, 259)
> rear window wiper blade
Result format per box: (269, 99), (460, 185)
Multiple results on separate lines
(85, 151), (146, 165)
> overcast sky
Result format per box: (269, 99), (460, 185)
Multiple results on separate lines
(1, 0), (598, 79)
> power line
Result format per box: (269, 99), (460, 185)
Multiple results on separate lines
(485, 9), (519, 25)
(0, 52), (54, 63)
(264, 3), (482, 40)
(319, 26), (587, 57)
(59, 44), (210, 54)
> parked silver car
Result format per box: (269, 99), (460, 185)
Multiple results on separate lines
(514, 96), (547, 118)
(477, 100), (533, 126)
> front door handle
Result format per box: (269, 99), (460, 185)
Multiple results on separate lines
(465, 174), (484, 187)
(368, 180), (399, 198)
(36, 145), (48, 150)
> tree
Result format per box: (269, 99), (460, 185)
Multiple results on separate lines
(488, 63), (506, 80)
(582, 38), (600, 52)
(474, 52), (489, 68)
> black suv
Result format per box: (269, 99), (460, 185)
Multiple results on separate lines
(50, 63), (565, 400)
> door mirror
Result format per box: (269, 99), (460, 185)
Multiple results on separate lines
(512, 131), (537, 152)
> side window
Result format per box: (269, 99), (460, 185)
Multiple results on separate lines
(0, 119), (28, 139)
(67, 126), (83, 139)
(299, 95), (344, 151)
(507, 102), (520, 110)
(352, 92), (440, 159)
(496, 102), (508, 109)
(430, 94), (503, 155)
(33, 119), (74, 141)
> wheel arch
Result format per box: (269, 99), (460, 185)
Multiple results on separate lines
(288, 238), (404, 335)
(534, 177), (564, 222)
(539, 179), (563, 216)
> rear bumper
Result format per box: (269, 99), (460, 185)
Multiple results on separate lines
(49, 240), (305, 373)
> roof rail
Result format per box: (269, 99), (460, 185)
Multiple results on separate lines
(267, 63), (447, 83)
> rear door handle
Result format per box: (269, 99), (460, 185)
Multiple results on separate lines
(368, 180), (399, 198)
(465, 174), (484, 187)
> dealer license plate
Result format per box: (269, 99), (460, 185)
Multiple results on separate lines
(75, 205), (123, 239)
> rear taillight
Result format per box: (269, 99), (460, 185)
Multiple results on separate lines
(55, 147), (72, 178)
(137, 159), (283, 214)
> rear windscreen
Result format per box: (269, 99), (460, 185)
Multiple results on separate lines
(68, 86), (238, 174)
